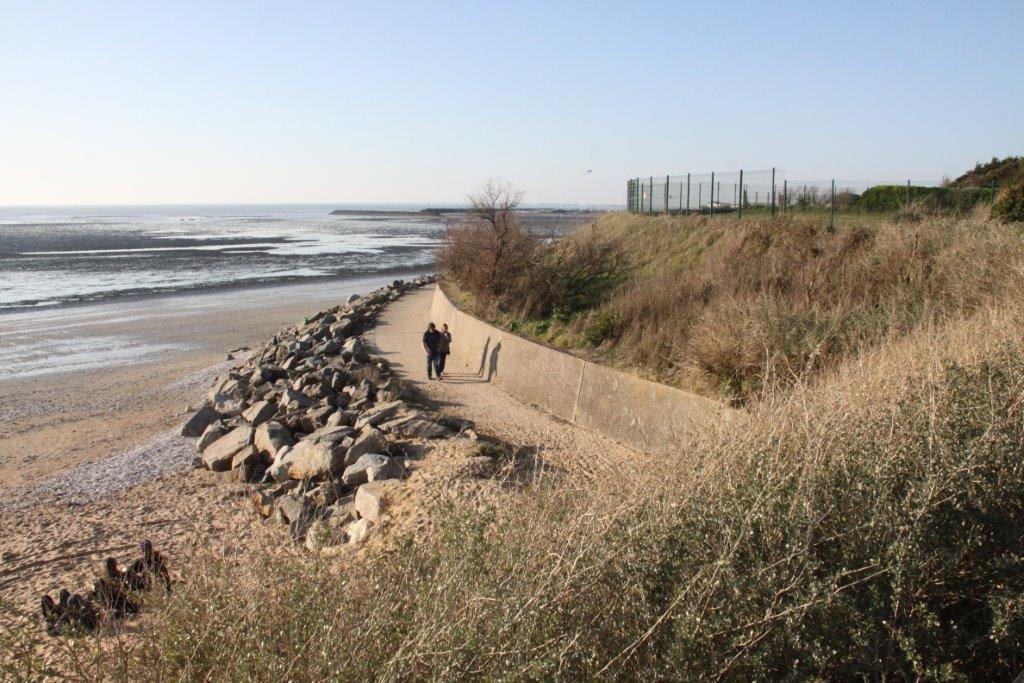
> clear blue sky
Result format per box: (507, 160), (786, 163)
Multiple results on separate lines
(1, 0), (1020, 206)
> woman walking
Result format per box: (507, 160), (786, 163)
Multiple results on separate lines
(438, 323), (452, 379)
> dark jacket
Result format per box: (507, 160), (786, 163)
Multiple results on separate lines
(423, 329), (443, 353)
(440, 331), (452, 354)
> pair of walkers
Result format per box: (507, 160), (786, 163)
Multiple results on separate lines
(422, 322), (451, 380)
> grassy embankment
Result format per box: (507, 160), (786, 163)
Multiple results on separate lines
(3, 207), (1024, 679)
(466, 209), (1024, 405)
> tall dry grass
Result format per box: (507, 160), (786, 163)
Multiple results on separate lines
(506, 211), (1024, 403)
(5, 300), (1024, 679)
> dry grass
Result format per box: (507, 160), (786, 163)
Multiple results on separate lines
(4, 297), (1024, 679)
(5, 211), (1024, 679)
(495, 210), (1024, 403)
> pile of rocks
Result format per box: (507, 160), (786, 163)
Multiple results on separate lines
(180, 277), (477, 550)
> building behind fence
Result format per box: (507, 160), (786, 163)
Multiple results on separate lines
(626, 169), (998, 228)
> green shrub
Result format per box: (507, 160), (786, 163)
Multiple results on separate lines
(582, 310), (616, 347)
(993, 177), (1024, 223)
(858, 185), (996, 213)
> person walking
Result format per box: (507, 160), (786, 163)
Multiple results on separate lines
(422, 322), (444, 380)
(438, 323), (452, 378)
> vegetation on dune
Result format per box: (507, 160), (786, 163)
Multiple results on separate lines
(950, 155), (1024, 189)
(5, 176), (1024, 679)
(993, 175), (1024, 223)
(4, 307), (1024, 680)
(442, 204), (1024, 404)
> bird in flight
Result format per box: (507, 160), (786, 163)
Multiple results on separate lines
(583, 169), (593, 175)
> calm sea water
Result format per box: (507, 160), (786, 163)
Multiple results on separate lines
(0, 204), (446, 311)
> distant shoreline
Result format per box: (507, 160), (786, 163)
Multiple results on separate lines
(0, 265), (433, 316)
(329, 207), (615, 217)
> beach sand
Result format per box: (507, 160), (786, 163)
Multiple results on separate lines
(0, 276), (410, 609)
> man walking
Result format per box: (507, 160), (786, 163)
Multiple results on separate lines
(438, 323), (452, 378)
(422, 322), (444, 380)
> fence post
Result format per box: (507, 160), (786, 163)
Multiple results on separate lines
(783, 179), (787, 214)
(664, 175), (670, 214)
(738, 170), (743, 219)
(679, 182), (684, 212)
(771, 167), (776, 218)
(710, 172), (715, 216)
(648, 176), (653, 213)
(829, 179), (836, 233)
(906, 179), (911, 205)
(686, 173), (691, 215)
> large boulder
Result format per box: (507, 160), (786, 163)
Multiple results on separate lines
(285, 434), (351, 480)
(276, 494), (313, 532)
(329, 318), (354, 339)
(180, 404), (219, 437)
(353, 480), (401, 523)
(345, 427), (388, 467)
(254, 421), (293, 458)
(341, 337), (369, 363)
(242, 400), (277, 426)
(197, 420), (230, 452)
(341, 453), (402, 487)
(278, 388), (315, 411)
(202, 425), (254, 471)
(353, 400), (404, 430)
(379, 413), (453, 439)
(210, 393), (247, 417)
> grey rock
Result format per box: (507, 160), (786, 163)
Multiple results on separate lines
(341, 453), (402, 487)
(300, 406), (335, 432)
(277, 494), (312, 525)
(353, 479), (400, 523)
(345, 427), (388, 466)
(379, 413), (453, 439)
(304, 480), (342, 508)
(180, 404), (219, 437)
(202, 425), (254, 471)
(353, 400), (404, 430)
(254, 421), (293, 458)
(197, 421), (230, 452)
(210, 393), (247, 417)
(344, 518), (374, 544)
(231, 445), (262, 470)
(285, 438), (348, 480)
(279, 388), (315, 411)
(242, 400), (277, 426)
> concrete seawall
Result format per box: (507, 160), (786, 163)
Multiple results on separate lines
(430, 286), (731, 453)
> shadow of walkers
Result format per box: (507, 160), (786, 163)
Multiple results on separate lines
(487, 341), (501, 381)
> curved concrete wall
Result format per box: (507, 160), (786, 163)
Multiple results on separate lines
(430, 286), (731, 453)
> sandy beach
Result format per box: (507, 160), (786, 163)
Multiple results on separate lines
(0, 275), (421, 608)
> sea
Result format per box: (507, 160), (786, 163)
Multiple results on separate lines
(0, 204), (447, 311)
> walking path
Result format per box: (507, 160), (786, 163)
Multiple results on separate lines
(368, 286), (640, 482)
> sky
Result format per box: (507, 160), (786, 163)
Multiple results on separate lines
(0, 0), (1021, 206)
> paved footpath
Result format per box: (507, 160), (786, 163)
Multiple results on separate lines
(368, 286), (640, 482)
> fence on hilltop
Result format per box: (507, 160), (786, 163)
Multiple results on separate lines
(626, 169), (999, 230)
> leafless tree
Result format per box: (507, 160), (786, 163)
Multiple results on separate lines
(467, 179), (526, 294)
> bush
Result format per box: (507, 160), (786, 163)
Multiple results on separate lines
(858, 185), (996, 213)
(993, 177), (1024, 223)
(437, 182), (622, 320)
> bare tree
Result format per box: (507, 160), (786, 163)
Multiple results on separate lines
(467, 179), (527, 296)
